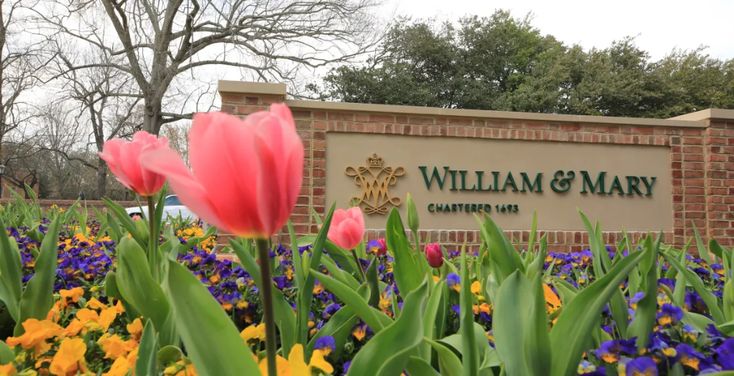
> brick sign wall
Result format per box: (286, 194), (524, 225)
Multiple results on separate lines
(219, 81), (734, 252)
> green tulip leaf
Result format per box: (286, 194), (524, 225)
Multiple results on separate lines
(426, 338), (463, 376)
(549, 247), (648, 376)
(347, 280), (428, 376)
(166, 260), (259, 376)
(626, 235), (661, 349)
(116, 237), (177, 346)
(311, 270), (392, 332)
(136, 319), (158, 376)
(405, 356), (440, 376)
(476, 214), (524, 284)
(664, 252), (725, 323)
(493, 271), (550, 376)
(0, 218), (23, 322)
(307, 305), (358, 360)
(385, 208), (423, 295)
(297, 204), (336, 346)
(231, 239), (296, 355)
(16, 217), (61, 333)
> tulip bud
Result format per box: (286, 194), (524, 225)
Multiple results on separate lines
(424, 242), (443, 268)
(327, 207), (365, 250)
(406, 193), (419, 234)
(377, 238), (387, 255)
(367, 238), (388, 256)
(99, 131), (169, 197)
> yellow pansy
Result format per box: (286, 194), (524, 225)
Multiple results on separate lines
(103, 357), (131, 376)
(59, 287), (84, 304)
(75, 307), (117, 332)
(543, 284), (562, 314)
(163, 359), (197, 376)
(478, 303), (491, 314)
(352, 324), (367, 342)
(97, 334), (137, 360)
(258, 344), (333, 376)
(126, 347), (139, 368)
(85, 298), (107, 311)
(0, 363), (16, 376)
(114, 300), (125, 314)
(99, 307), (118, 330)
(313, 282), (324, 294)
(6, 319), (63, 356)
(126, 318), (144, 340)
(49, 338), (86, 376)
(379, 292), (392, 311)
(46, 301), (62, 322)
(471, 281), (486, 301)
(240, 323), (266, 343)
(64, 319), (84, 337)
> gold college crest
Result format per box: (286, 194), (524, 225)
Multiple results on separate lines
(345, 154), (405, 215)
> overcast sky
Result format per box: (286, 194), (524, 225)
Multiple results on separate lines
(380, 0), (734, 60)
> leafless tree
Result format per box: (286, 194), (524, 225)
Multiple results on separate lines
(0, 0), (53, 167)
(33, 0), (380, 135)
(1, 127), (41, 198)
(49, 45), (143, 198)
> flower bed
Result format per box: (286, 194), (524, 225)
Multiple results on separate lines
(0, 104), (731, 376)
(0, 218), (732, 375)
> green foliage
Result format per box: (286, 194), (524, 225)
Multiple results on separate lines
(166, 260), (260, 376)
(548, 249), (649, 376)
(625, 236), (661, 349)
(493, 271), (550, 376)
(231, 239), (297, 355)
(385, 208), (425, 295)
(315, 11), (734, 117)
(136, 320), (159, 376)
(16, 217), (61, 334)
(115, 237), (178, 346)
(346, 280), (429, 376)
(0, 219), (23, 323)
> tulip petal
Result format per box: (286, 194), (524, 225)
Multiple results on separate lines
(99, 139), (137, 191)
(140, 148), (223, 230)
(188, 112), (264, 236)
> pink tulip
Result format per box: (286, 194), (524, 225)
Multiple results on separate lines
(99, 131), (169, 197)
(140, 104), (304, 238)
(424, 243), (443, 268)
(328, 207), (365, 250)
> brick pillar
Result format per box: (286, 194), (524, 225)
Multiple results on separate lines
(673, 109), (734, 247)
(705, 119), (734, 246)
(218, 81), (315, 241)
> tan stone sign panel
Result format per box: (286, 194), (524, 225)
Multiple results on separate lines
(326, 133), (673, 231)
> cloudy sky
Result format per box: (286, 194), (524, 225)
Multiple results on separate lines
(381, 0), (734, 60)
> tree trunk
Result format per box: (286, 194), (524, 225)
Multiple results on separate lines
(96, 159), (107, 199)
(143, 96), (163, 135)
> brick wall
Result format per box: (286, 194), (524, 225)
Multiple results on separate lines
(219, 81), (734, 252)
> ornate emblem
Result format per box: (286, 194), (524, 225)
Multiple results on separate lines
(345, 154), (405, 215)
